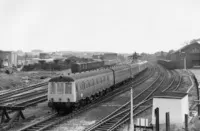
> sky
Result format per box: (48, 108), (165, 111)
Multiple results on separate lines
(0, 0), (200, 54)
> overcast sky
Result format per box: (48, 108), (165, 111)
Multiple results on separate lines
(0, 0), (200, 54)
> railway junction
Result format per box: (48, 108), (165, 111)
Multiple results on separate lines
(0, 51), (199, 131)
(0, 62), (197, 131)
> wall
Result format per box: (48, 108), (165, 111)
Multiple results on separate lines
(170, 42), (200, 68)
(152, 98), (185, 125)
(181, 95), (189, 121)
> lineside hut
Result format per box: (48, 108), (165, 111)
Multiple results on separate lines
(152, 92), (189, 125)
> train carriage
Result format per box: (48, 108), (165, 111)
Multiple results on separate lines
(48, 61), (148, 112)
(48, 69), (114, 111)
(73, 69), (114, 100)
(112, 65), (131, 85)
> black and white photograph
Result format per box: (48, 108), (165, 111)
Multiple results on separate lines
(0, 0), (200, 131)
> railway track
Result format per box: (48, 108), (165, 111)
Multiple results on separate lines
(0, 82), (48, 100)
(16, 66), (156, 131)
(87, 66), (184, 131)
(0, 88), (47, 105)
(0, 95), (47, 118)
(162, 70), (182, 92)
(172, 70), (182, 91)
(0, 84), (48, 119)
(84, 66), (165, 131)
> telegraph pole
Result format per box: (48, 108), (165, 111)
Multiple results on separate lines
(184, 56), (187, 70)
(181, 52), (186, 70)
(130, 87), (134, 131)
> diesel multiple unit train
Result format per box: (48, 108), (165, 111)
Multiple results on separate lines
(48, 61), (148, 112)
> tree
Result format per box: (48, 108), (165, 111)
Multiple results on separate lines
(53, 59), (59, 64)
(168, 50), (175, 54)
(128, 52), (140, 62)
(39, 60), (46, 65)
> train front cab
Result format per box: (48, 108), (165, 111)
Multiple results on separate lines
(48, 79), (77, 112)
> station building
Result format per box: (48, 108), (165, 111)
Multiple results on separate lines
(170, 41), (200, 68)
(152, 92), (188, 125)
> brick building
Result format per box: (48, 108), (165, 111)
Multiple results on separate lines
(170, 41), (200, 68)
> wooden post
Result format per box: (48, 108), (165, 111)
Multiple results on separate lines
(155, 108), (159, 131)
(184, 57), (187, 70)
(19, 110), (25, 119)
(185, 114), (188, 131)
(166, 112), (170, 131)
(130, 88), (134, 131)
(7, 111), (20, 129)
(0, 106), (25, 124)
(198, 104), (200, 117)
(1, 112), (5, 123)
(1, 108), (10, 123)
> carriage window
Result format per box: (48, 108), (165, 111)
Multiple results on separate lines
(93, 79), (96, 85)
(83, 64), (86, 69)
(81, 64), (83, 69)
(87, 80), (90, 87)
(99, 77), (102, 83)
(49, 82), (56, 94)
(90, 80), (93, 86)
(103, 76), (106, 81)
(91, 79), (95, 86)
(96, 78), (98, 84)
(76, 83), (79, 90)
(85, 81), (88, 88)
(57, 83), (64, 94)
(82, 82), (85, 89)
(107, 76), (109, 81)
(65, 83), (72, 94)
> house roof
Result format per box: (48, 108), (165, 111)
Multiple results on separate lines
(153, 92), (188, 99)
(174, 41), (200, 54)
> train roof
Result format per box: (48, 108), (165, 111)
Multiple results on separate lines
(70, 68), (113, 80)
(49, 76), (74, 82)
(70, 64), (132, 80)
(153, 92), (187, 99)
(72, 60), (103, 65)
(48, 63), (143, 82)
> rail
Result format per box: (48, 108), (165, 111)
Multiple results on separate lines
(16, 66), (155, 131)
(85, 65), (164, 131)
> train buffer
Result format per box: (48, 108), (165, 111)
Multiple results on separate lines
(0, 105), (25, 126)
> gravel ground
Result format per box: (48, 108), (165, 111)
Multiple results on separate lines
(117, 69), (195, 131)
(188, 69), (200, 131)
(4, 69), (156, 131)
(176, 69), (192, 92)
(6, 68), (195, 131)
